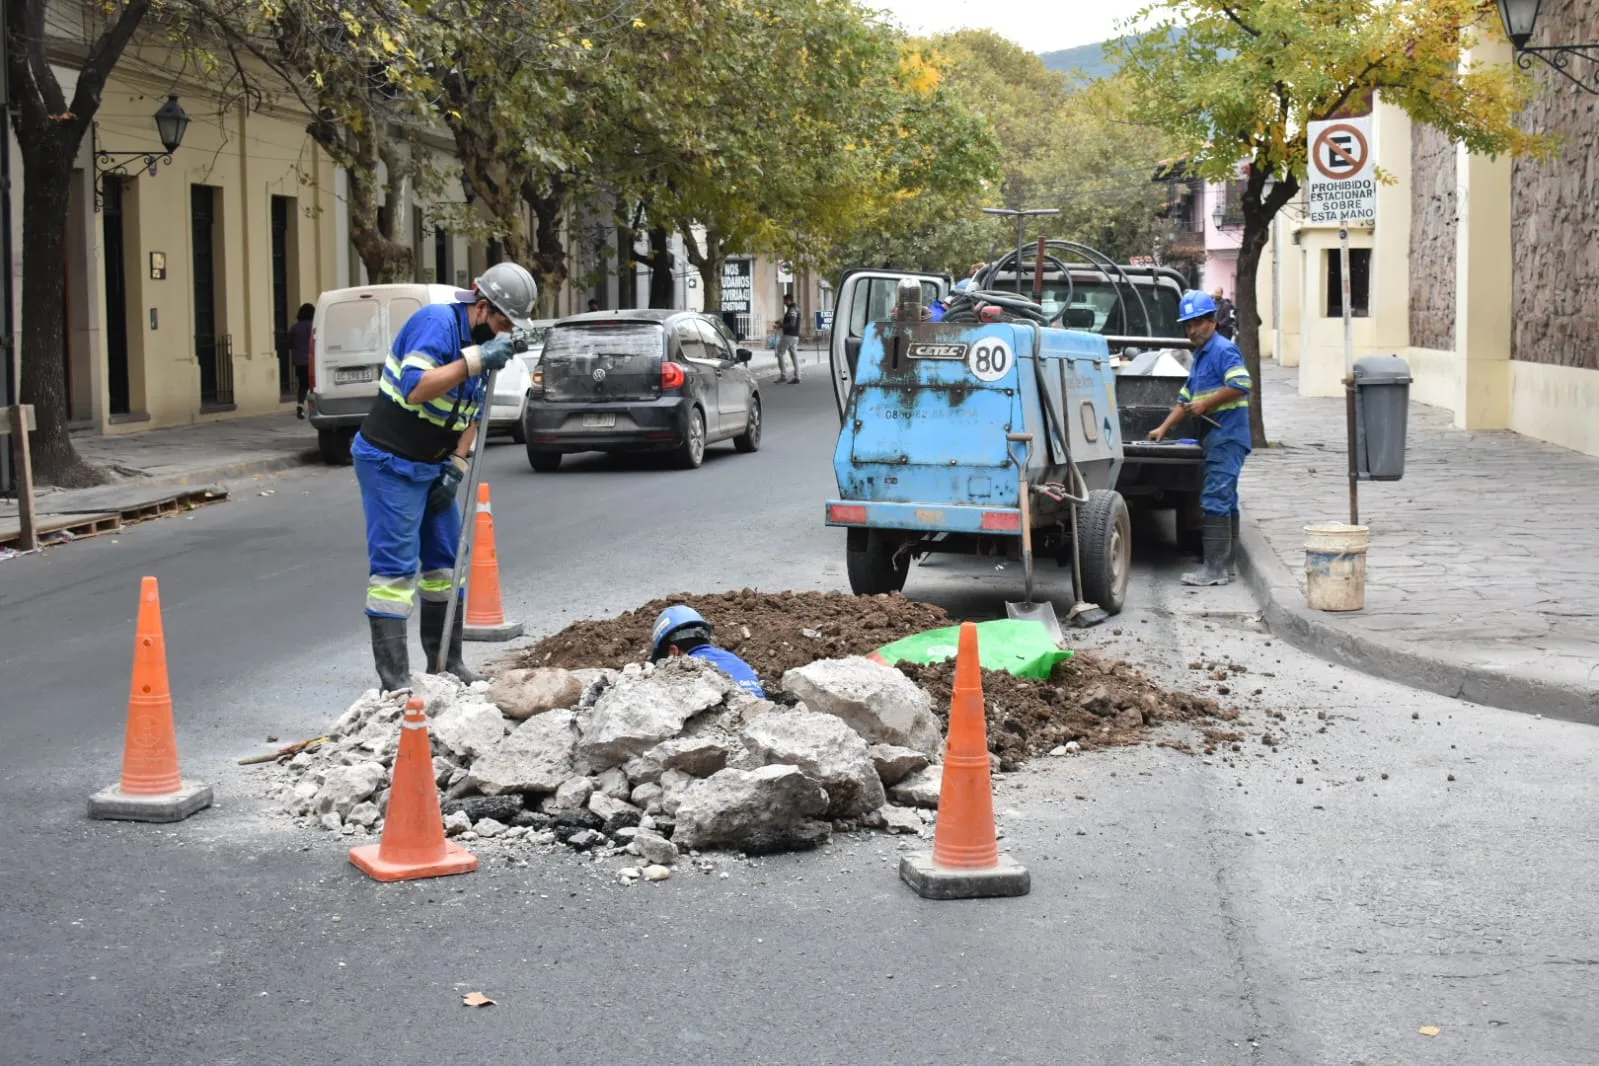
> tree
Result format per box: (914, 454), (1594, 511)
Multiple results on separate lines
(7, 0), (154, 485)
(1113, 0), (1545, 446)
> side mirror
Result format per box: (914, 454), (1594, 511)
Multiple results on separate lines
(734, 348), (753, 363)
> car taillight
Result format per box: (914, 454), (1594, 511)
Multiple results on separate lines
(661, 362), (685, 390)
(530, 366), (544, 395)
(308, 329), (317, 390)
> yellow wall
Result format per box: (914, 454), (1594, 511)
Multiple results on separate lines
(1510, 360), (1599, 457)
(1295, 225), (1376, 397)
(92, 78), (341, 433)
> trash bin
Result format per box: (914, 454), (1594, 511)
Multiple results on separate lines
(1353, 354), (1411, 481)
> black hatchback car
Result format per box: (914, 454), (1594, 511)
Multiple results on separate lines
(521, 309), (763, 472)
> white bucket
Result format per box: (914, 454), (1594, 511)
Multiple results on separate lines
(1303, 522), (1369, 612)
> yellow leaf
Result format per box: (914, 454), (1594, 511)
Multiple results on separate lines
(462, 992), (496, 1007)
(1419, 1026), (1440, 1037)
(631, 17), (645, 29)
(580, 38), (593, 49)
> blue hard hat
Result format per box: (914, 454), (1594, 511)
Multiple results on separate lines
(651, 605), (712, 661)
(1176, 290), (1218, 322)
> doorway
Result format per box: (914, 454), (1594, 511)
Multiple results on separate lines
(102, 177), (132, 415)
(271, 195), (296, 400)
(191, 184), (232, 409)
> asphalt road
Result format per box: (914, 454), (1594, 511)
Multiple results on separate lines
(2, 377), (1595, 1065)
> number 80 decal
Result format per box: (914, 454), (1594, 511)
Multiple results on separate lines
(967, 338), (1013, 382)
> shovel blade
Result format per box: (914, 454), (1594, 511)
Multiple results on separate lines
(1005, 599), (1066, 647)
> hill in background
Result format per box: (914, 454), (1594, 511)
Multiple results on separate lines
(1038, 40), (1117, 81)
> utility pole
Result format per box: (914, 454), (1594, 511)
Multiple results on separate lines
(982, 207), (1060, 296)
(1, 0), (13, 498)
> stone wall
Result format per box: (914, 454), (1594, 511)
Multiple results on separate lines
(1510, 0), (1599, 369)
(1408, 123), (1457, 351)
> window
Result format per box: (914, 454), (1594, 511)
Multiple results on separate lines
(323, 300), (382, 354)
(696, 319), (732, 361)
(848, 277), (941, 339)
(676, 321), (708, 361)
(1325, 248), (1371, 318)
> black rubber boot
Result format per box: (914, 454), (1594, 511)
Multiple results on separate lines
(1181, 515), (1234, 586)
(368, 615), (411, 693)
(1229, 513), (1241, 579)
(420, 600), (481, 684)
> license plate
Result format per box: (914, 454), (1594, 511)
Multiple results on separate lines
(582, 414), (616, 429)
(333, 367), (375, 385)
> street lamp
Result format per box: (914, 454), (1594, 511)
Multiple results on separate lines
(1494, 0), (1599, 93)
(94, 94), (190, 211)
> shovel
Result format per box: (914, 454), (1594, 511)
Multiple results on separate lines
(1005, 476), (1067, 647)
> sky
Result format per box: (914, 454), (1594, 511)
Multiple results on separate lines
(868, 0), (1151, 53)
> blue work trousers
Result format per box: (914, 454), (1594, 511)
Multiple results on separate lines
(352, 433), (462, 618)
(1200, 439), (1247, 518)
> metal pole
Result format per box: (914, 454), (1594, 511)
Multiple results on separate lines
(435, 367), (496, 673)
(982, 207), (1060, 298)
(1340, 223), (1358, 525)
(1, 1), (14, 498)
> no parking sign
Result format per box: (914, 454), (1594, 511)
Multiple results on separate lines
(1306, 116), (1376, 225)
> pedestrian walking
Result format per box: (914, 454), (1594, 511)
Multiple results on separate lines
(1147, 290), (1252, 586)
(1213, 288), (1237, 340)
(288, 302), (314, 420)
(776, 294), (802, 383)
(353, 262), (538, 692)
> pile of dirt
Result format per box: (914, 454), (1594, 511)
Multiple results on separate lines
(517, 590), (953, 681)
(898, 653), (1225, 768)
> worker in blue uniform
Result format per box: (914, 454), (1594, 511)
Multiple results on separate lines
(649, 605), (765, 697)
(355, 262), (539, 692)
(1148, 290), (1253, 586)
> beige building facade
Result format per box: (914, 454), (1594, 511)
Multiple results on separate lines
(1259, 14), (1599, 459)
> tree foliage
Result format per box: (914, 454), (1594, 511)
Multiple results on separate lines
(1112, 0), (1547, 446)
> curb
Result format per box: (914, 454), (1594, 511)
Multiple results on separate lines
(110, 449), (322, 492)
(1235, 519), (1599, 727)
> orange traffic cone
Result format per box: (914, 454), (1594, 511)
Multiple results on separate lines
(88, 577), (213, 822)
(462, 482), (523, 642)
(899, 621), (1030, 899)
(349, 697), (477, 882)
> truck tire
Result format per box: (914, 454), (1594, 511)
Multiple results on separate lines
(318, 427), (353, 466)
(1078, 489), (1131, 615)
(846, 529), (909, 596)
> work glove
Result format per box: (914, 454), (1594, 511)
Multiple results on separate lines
(463, 335), (515, 376)
(427, 454), (469, 514)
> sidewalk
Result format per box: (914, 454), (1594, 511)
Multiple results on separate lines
(1237, 361), (1599, 723)
(1, 410), (317, 549)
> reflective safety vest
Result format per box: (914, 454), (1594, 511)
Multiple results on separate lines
(359, 302), (486, 463)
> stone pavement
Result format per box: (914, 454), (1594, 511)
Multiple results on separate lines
(1237, 360), (1599, 723)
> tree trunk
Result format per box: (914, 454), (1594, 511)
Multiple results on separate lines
(1234, 223), (1270, 449)
(646, 225), (674, 308)
(680, 224), (723, 311)
(16, 132), (102, 486)
(524, 181), (570, 317)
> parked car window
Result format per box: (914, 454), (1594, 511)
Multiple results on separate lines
(323, 301), (382, 353)
(388, 297), (423, 335)
(544, 322), (665, 360)
(696, 319), (733, 361)
(676, 322), (709, 361)
(706, 315), (739, 349)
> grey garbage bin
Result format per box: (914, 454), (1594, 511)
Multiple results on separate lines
(1353, 354), (1412, 481)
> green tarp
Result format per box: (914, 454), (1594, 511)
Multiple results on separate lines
(870, 619), (1072, 680)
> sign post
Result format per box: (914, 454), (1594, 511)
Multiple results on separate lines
(1306, 116), (1376, 525)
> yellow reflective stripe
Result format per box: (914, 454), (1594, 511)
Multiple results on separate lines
(400, 352), (436, 373)
(1178, 386), (1192, 402)
(1211, 398), (1249, 412)
(418, 569), (457, 602)
(377, 378), (479, 430)
(1223, 368), (1252, 387)
(1190, 386), (1250, 408)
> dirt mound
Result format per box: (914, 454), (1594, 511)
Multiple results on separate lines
(517, 590), (952, 680)
(898, 654), (1224, 769)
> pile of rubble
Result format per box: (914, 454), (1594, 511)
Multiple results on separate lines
(267, 655), (951, 862)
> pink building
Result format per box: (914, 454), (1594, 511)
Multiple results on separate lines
(1201, 177), (1246, 301)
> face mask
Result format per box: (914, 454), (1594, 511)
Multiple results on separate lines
(470, 321), (497, 345)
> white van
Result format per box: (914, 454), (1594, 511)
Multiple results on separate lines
(306, 283), (461, 464)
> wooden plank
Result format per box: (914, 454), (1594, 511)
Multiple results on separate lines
(0, 511), (121, 549)
(9, 405), (36, 552)
(0, 405), (36, 433)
